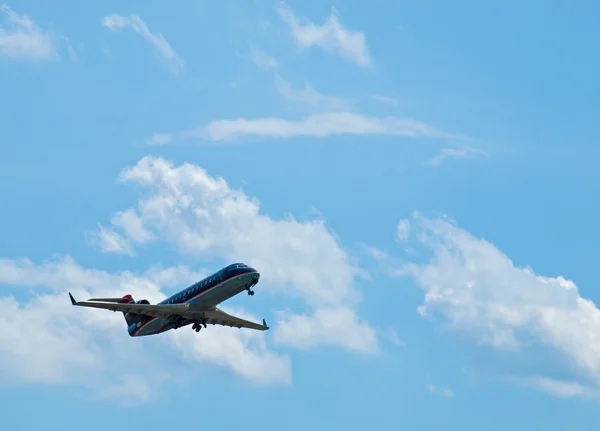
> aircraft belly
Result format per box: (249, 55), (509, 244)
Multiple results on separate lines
(135, 317), (171, 336)
(194, 274), (253, 306)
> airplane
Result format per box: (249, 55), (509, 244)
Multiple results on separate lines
(68, 262), (269, 337)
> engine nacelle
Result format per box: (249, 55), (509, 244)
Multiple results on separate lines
(122, 297), (150, 324)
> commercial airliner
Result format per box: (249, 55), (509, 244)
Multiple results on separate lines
(68, 262), (269, 337)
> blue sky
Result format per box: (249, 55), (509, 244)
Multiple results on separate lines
(1, 0), (600, 429)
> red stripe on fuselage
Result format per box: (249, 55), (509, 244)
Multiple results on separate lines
(131, 270), (257, 336)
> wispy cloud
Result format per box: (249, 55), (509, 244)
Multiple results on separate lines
(425, 147), (488, 166)
(277, 2), (372, 68)
(396, 219), (411, 241)
(369, 94), (399, 106)
(517, 376), (600, 399)
(385, 328), (404, 346)
(427, 384), (455, 398)
(146, 132), (172, 146)
(274, 75), (350, 111)
(249, 45), (278, 70)
(196, 112), (462, 142)
(0, 4), (58, 60)
(101, 14), (184, 74)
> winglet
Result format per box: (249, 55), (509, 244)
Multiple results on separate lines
(68, 292), (77, 305)
(262, 318), (269, 329)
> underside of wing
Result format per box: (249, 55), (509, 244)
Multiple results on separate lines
(68, 293), (190, 319)
(201, 308), (270, 331)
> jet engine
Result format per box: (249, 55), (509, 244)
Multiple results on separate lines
(122, 298), (150, 324)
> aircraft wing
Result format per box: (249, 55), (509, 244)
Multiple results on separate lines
(68, 293), (191, 319)
(68, 293), (270, 331)
(203, 308), (270, 331)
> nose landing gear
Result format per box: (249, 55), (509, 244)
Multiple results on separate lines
(246, 280), (256, 296)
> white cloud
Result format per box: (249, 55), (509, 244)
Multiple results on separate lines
(0, 256), (290, 398)
(0, 4), (58, 60)
(146, 133), (172, 146)
(101, 14), (184, 74)
(518, 376), (599, 398)
(197, 112), (459, 142)
(396, 219), (411, 241)
(94, 225), (134, 255)
(273, 307), (378, 354)
(385, 328), (404, 346)
(277, 3), (372, 68)
(399, 214), (600, 391)
(427, 383), (455, 398)
(425, 147), (487, 166)
(275, 75), (350, 111)
(95, 374), (160, 405)
(92, 208), (154, 255)
(171, 306), (292, 384)
(369, 94), (399, 106)
(249, 45), (278, 70)
(362, 245), (389, 262)
(111, 208), (155, 244)
(93, 156), (377, 353)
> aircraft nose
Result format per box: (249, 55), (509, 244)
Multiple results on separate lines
(252, 271), (260, 283)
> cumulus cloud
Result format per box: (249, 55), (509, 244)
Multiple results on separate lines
(0, 4), (58, 60)
(397, 214), (600, 393)
(273, 307), (378, 354)
(92, 156), (377, 354)
(94, 225), (134, 255)
(101, 14), (184, 74)
(0, 256), (290, 400)
(277, 2), (372, 68)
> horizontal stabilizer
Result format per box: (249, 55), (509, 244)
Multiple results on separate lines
(87, 297), (126, 303)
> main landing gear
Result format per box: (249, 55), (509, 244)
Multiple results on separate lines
(192, 319), (208, 333)
(172, 316), (184, 329)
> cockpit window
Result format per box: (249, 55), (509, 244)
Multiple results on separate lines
(226, 263), (247, 271)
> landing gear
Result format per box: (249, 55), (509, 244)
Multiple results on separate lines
(192, 319), (208, 333)
(246, 284), (255, 296)
(172, 316), (184, 329)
